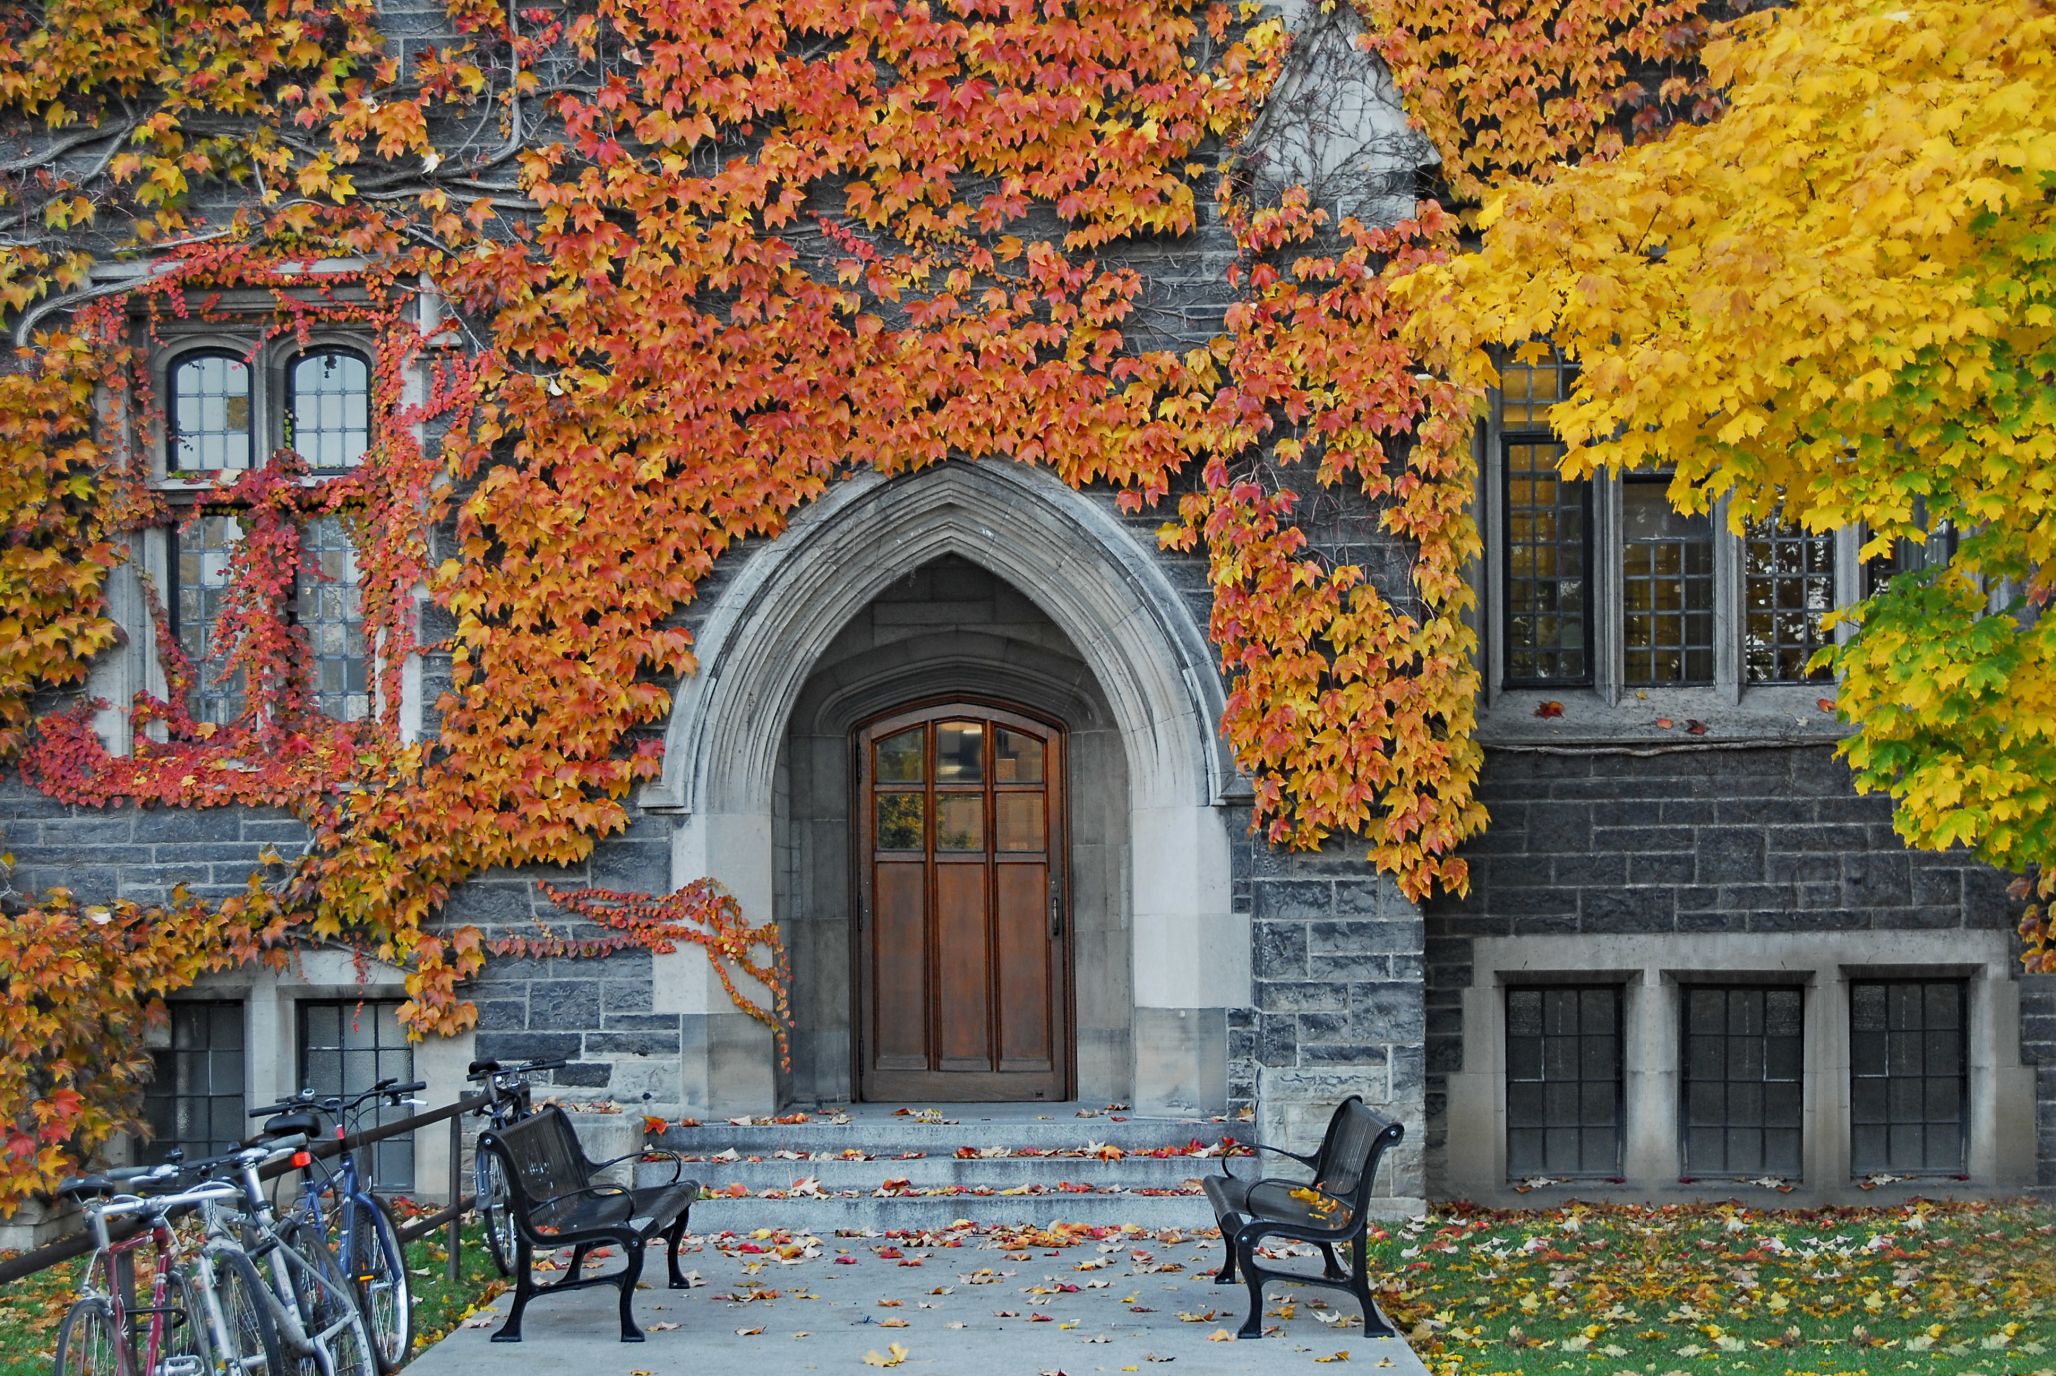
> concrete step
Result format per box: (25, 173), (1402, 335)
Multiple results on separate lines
(646, 1156), (1218, 1190)
(683, 1191), (1217, 1232)
(639, 1105), (1245, 1231)
(648, 1111), (1247, 1159)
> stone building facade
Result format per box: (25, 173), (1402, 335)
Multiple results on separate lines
(3, 0), (2050, 1218)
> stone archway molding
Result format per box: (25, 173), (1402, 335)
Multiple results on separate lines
(641, 460), (1234, 819)
(643, 460), (1247, 1115)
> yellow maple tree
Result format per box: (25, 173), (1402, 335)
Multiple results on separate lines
(1398, 0), (2056, 956)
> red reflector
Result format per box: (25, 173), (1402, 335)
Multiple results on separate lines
(292, 1151), (313, 1169)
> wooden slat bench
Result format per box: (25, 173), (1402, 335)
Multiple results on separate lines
(476, 1106), (698, 1342)
(1202, 1095), (1405, 1340)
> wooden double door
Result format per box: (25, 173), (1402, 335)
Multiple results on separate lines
(855, 701), (1071, 1102)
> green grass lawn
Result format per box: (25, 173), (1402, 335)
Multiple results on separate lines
(1369, 1199), (2056, 1376)
(0, 1215), (505, 1376)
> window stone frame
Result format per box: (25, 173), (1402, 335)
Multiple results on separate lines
(1439, 930), (2036, 1203)
(1475, 377), (1872, 736)
(83, 279), (440, 753)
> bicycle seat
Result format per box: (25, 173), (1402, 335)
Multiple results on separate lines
(468, 1058), (501, 1077)
(58, 1174), (115, 1201)
(259, 1109), (324, 1138)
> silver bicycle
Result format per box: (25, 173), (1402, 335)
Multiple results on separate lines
(182, 1136), (377, 1376)
(53, 1166), (277, 1376)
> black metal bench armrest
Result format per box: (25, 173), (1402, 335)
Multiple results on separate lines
(1250, 1142), (1320, 1168)
(525, 1183), (632, 1215)
(1229, 1209), (1356, 1246)
(587, 1146), (685, 1185)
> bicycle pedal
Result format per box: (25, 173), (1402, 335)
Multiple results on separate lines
(156, 1356), (204, 1376)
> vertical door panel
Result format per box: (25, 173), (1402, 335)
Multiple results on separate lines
(871, 861), (928, 1070)
(994, 860), (1053, 1069)
(934, 862), (993, 1069)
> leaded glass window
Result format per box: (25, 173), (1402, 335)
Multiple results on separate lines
(172, 513), (247, 724)
(168, 351), (253, 471)
(286, 349), (372, 469)
(297, 515), (369, 721)
(1506, 985), (1621, 1179)
(1864, 520), (1957, 598)
(1744, 518), (1836, 683)
(143, 1002), (246, 1164)
(1621, 476), (1715, 685)
(1681, 985), (1804, 1178)
(1850, 979), (1967, 1176)
(299, 1000), (416, 1190)
(1499, 346), (1592, 686)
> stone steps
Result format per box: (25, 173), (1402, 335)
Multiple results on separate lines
(653, 1156), (1214, 1189)
(682, 1192), (1215, 1232)
(639, 1107), (1247, 1233)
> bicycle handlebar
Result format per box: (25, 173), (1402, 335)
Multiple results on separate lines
(465, 1056), (565, 1083)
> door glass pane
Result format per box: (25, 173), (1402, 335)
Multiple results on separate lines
(875, 793), (924, 850)
(936, 794), (983, 851)
(876, 728), (924, 783)
(995, 729), (1044, 782)
(996, 794), (1045, 852)
(936, 721), (984, 782)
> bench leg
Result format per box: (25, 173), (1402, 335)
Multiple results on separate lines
(1319, 1243), (1344, 1280)
(566, 1243), (593, 1282)
(1350, 1234), (1395, 1339)
(1213, 1240), (1237, 1286)
(615, 1237), (648, 1341)
(1235, 1235), (1267, 1340)
(663, 1211), (691, 1289)
(493, 1240), (535, 1343)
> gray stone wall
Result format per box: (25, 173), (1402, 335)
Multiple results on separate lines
(1231, 841), (1427, 1205)
(0, 777), (309, 904)
(0, 772), (677, 1102)
(2022, 974), (2056, 1193)
(1422, 743), (2033, 1188)
(444, 815), (686, 1102)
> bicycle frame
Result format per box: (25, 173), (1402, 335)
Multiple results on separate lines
(68, 1176), (250, 1376)
(286, 1117), (399, 1309)
(74, 1196), (193, 1376)
(189, 1140), (365, 1376)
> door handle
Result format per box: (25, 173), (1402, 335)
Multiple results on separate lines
(1049, 883), (1062, 940)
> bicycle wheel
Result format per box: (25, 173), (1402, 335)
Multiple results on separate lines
(156, 1266), (217, 1376)
(54, 1297), (128, 1376)
(474, 1149), (514, 1278)
(207, 1248), (288, 1376)
(343, 1197), (412, 1372)
(277, 1222), (375, 1376)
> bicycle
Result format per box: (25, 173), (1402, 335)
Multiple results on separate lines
(464, 1057), (564, 1276)
(179, 1136), (377, 1376)
(51, 1166), (243, 1376)
(248, 1079), (425, 1372)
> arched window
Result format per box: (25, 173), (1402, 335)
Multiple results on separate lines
(167, 350), (253, 471)
(285, 348), (372, 468)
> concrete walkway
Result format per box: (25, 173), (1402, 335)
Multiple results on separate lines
(408, 1223), (1429, 1375)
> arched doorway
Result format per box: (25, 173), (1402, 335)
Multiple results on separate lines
(855, 699), (1069, 1101)
(645, 463), (1247, 1118)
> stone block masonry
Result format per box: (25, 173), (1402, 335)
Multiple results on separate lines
(1424, 742), (2037, 1197)
(0, 778), (310, 904)
(2022, 974), (2056, 1195)
(1233, 843), (1427, 1207)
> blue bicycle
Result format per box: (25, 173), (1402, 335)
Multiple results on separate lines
(249, 1079), (424, 1373)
